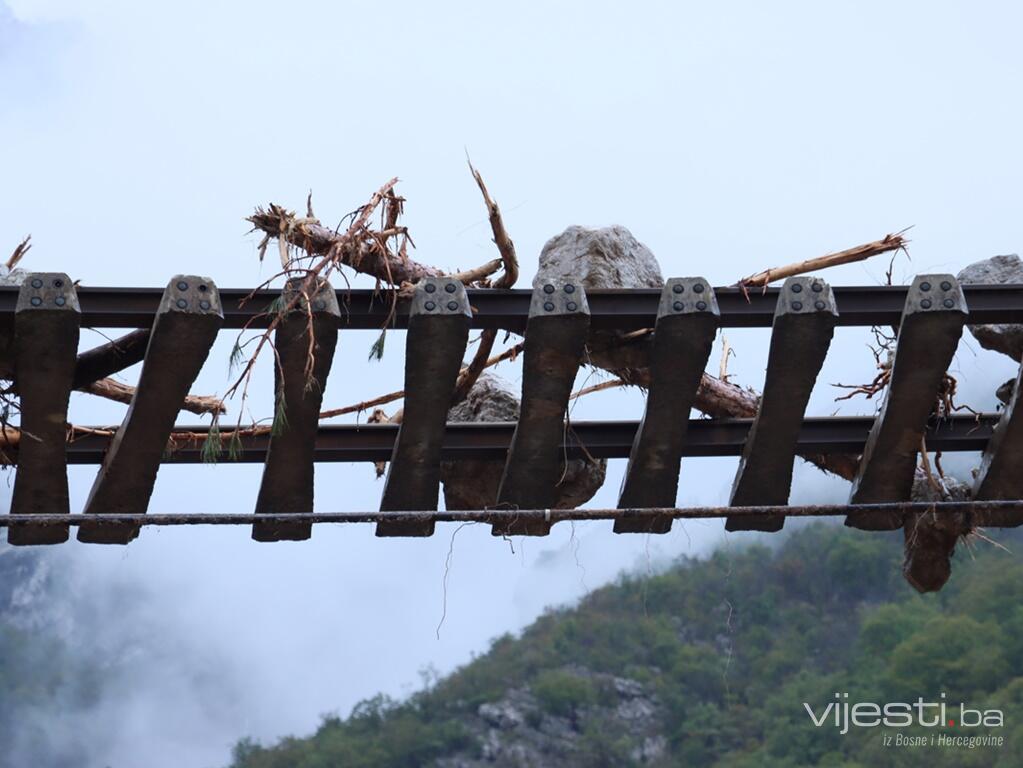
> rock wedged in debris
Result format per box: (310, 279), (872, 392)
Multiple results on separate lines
(536, 225), (663, 375)
(957, 254), (1023, 361)
(903, 474), (971, 594)
(536, 225), (664, 291)
(440, 374), (606, 511)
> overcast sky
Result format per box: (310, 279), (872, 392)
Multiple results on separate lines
(2, 2), (1023, 766)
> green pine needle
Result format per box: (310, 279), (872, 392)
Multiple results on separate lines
(368, 329), (387, 361)
(227, 430), (243, 462)
(271, 387), (289, 437)
(229, 339), (245, 374)
(266, 294), (287, 316)
(200, 422), (222, 464)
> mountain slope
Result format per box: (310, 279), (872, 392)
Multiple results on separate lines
(228, 523), (1023, 767)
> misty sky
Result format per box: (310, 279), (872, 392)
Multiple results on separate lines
(2, 1), (1023, 766)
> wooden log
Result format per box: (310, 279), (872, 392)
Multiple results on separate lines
(377, 279), (471, 536)
(72, 328), (151, 389)
(615, 278), (719, 534)
(252, 278), (339, 542)
(9, 273), (80, 545)
(846, 275), (967, 530)
(494, 279), (589, 536)
(971, 363), (1023, 525)
(727, 276), (837, 532)
(79, 276), (223, 543)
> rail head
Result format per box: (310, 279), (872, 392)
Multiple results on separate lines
(3, 282), (1023, 330)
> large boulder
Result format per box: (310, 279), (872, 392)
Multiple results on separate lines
(440, 374), (606, 511)
(536, 226), (663, 375)
(957, 254), (1023, 361)
(536, 225), (663, 290)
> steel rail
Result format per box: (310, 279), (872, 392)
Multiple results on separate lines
(3, 284), (1023, 330)
(25, 414), (999, 465)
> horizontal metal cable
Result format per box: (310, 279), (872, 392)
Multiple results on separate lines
(2, 500), (1019, 528)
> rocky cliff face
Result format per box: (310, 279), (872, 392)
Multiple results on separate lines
(436, 668), (666, 768)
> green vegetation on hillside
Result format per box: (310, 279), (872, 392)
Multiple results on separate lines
(229, 523), (1023, 767)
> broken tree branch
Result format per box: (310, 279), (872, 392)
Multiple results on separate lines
(72, 329), (152, 389)
(452, 161), (522, 403)
(83, 377), (225, 416)
(571, 378), (626, 400)
(738, 230), (910, 289)
(247, 199), (443, 287)
(5, 235), (31, 271)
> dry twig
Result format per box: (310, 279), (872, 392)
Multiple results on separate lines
(738, 229), (910, 289)
(452, 160), (521, 404)
(6, 235), (31, 271)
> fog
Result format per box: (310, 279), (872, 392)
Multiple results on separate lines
(1, 1), (1022, 765)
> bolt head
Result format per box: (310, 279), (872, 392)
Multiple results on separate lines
(920, 281), (932, 292)
(176, 298), (188, 309)
(314, 299), (326, 311)
(693, 283), (705, 293)
(566, 301), (578, 311)
(564, 283), (575, 294)
(943, 298), (954, 308)
(55, 296), (66, 307)
(445, 282), (457, 293)
(176, 280), (189, 291)
(30, 296), (42, 307)
(792, 300), (803, 311)
(814, 300), (826, 310)
(200, 300), (211, 311)
(696, 300), (708, 311)
(811, 282), (823, 293)
(791, 283), (803, 293)
(543, 301), (555, 312)
(672, 284), (684, 294)
(941, 281), (952, 291)
(447, 301), (459, 311)
(30, 278), (42, 289)
(543, 284), (555, 294)
(425, 283), (436, 293)
(921, 298), (933, 309)
(425, 300), (437, 311)
(673, 301), (684, 312)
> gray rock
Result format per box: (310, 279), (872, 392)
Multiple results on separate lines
(957, 255), (1023, 361)
(615, 697), (656, 722)
(478, 701), (524, 730)
(910, 472), (970, 502)
(631, 735), (667, 764)
(440, 374), (607, 511)
(536, 226), (663, 375)
(612, 677), (645, 698)
(0, 267), (27, 286)
(536, 225), (663, 291)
